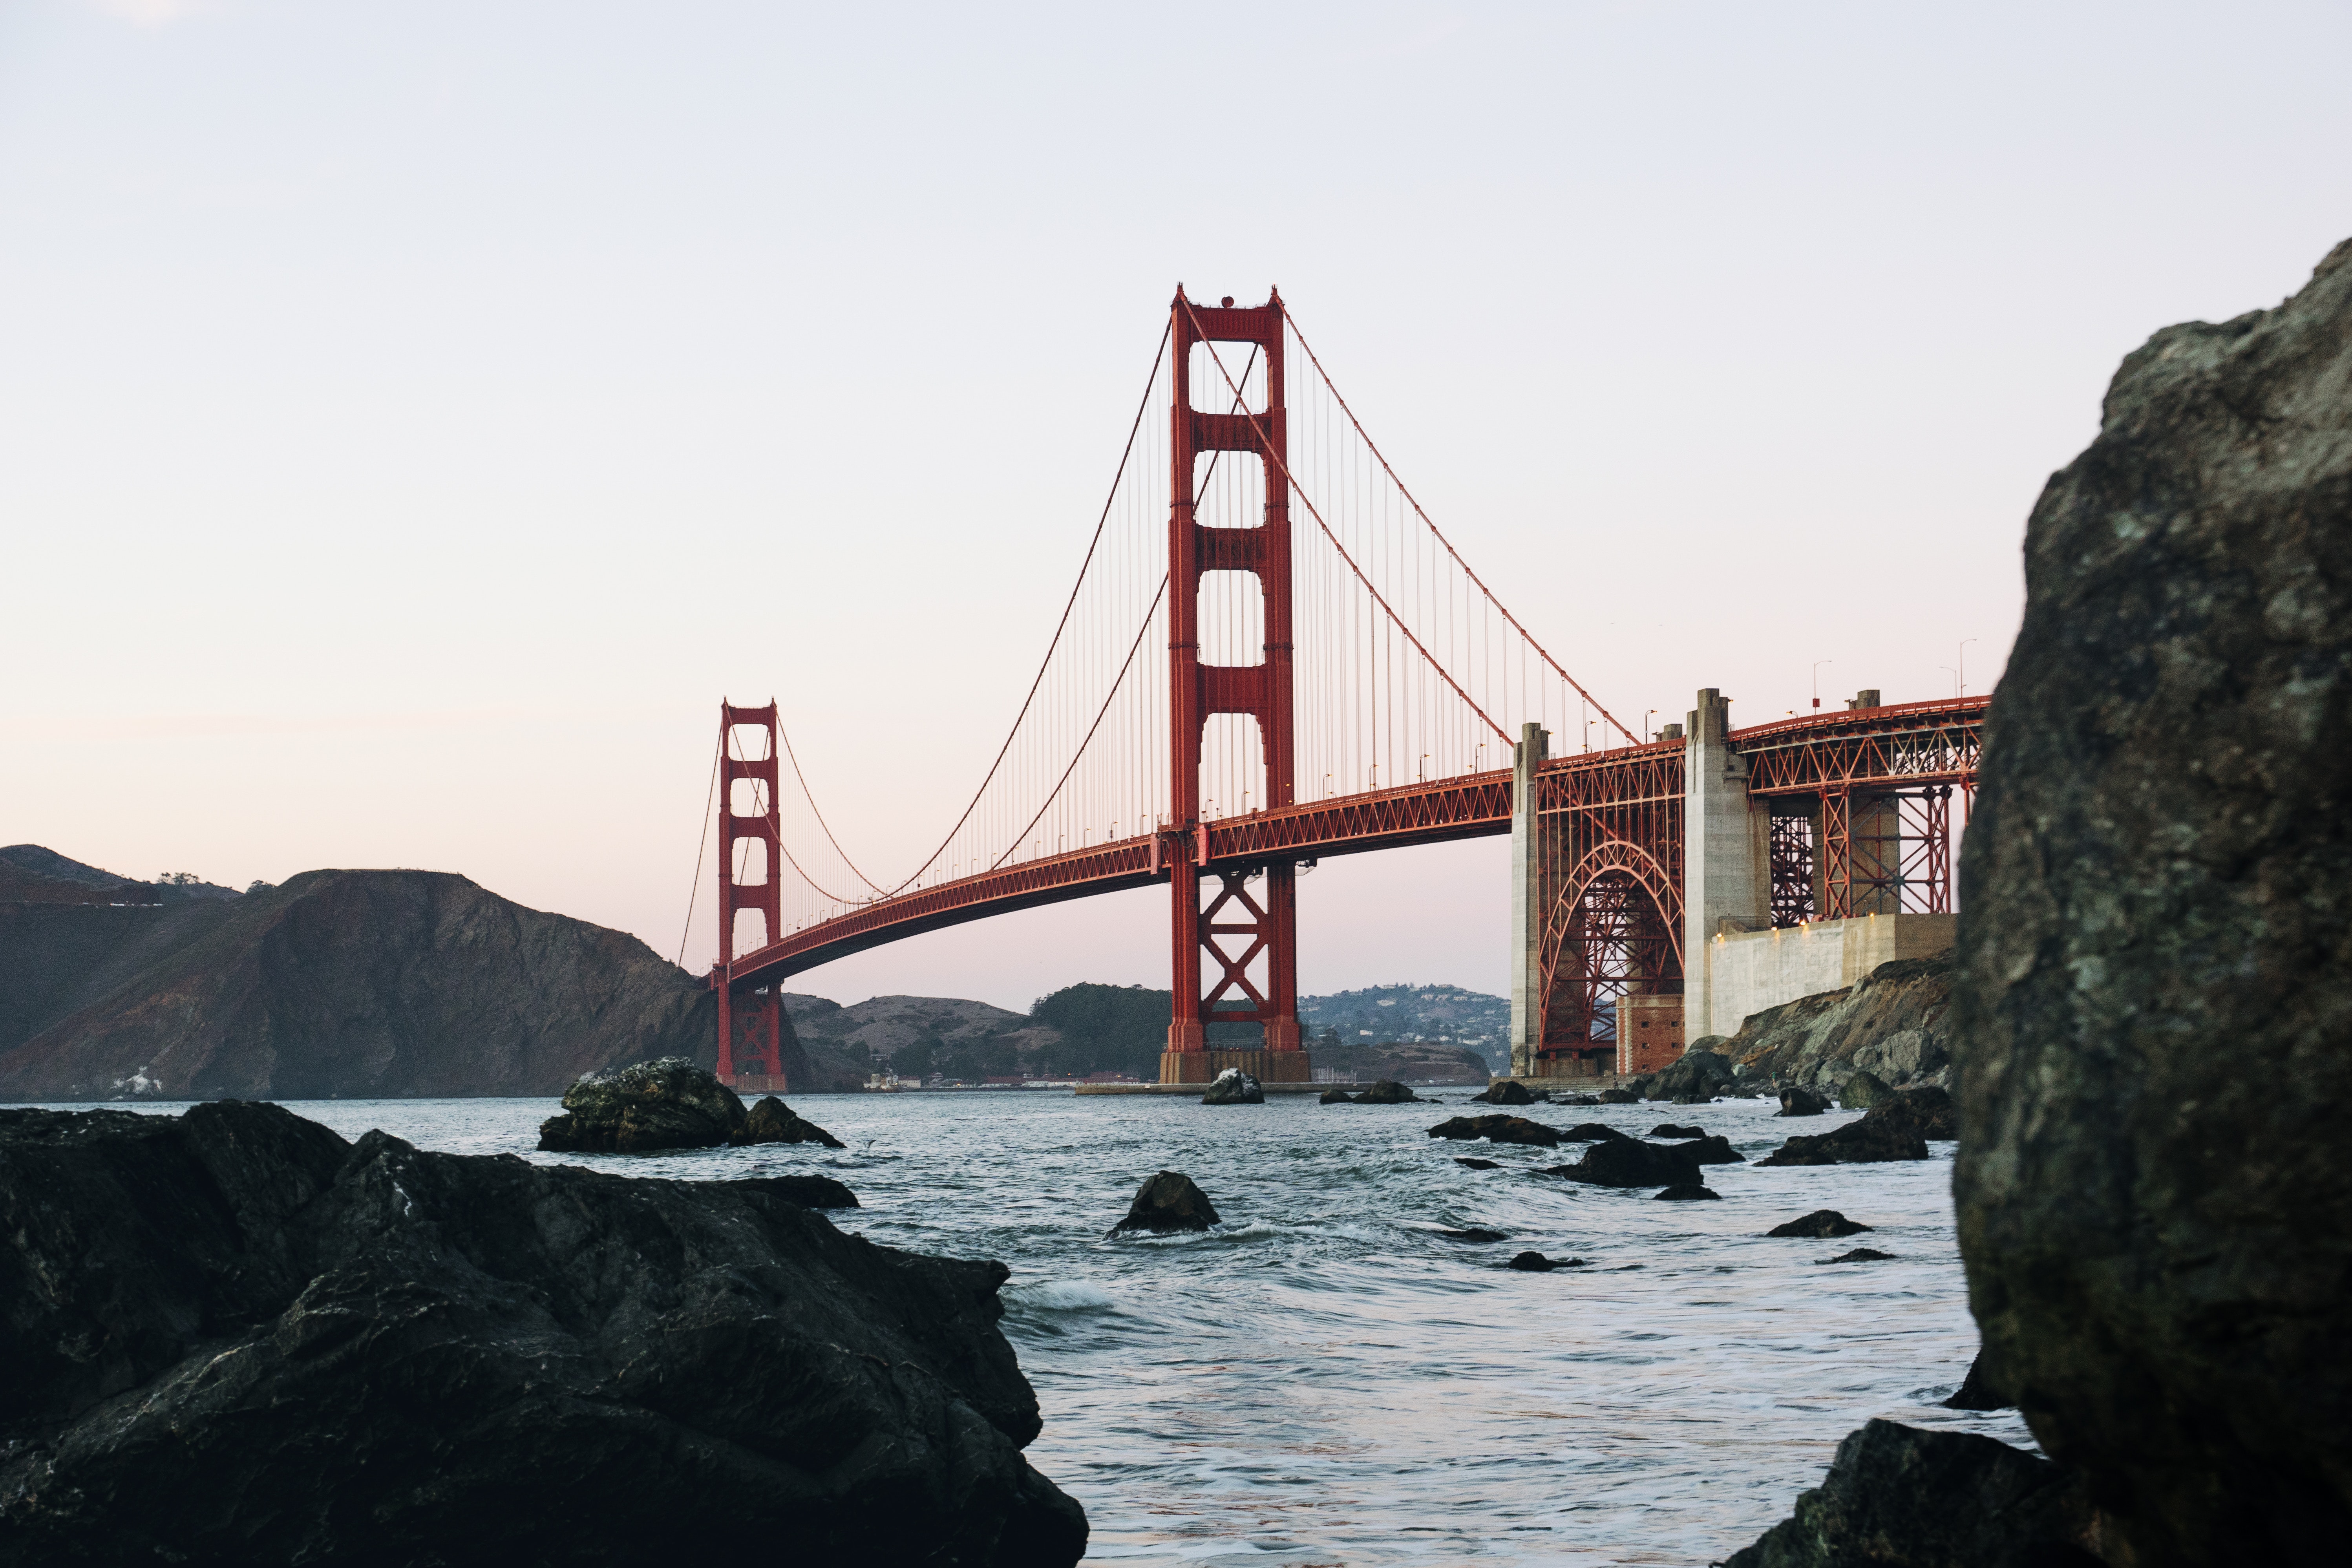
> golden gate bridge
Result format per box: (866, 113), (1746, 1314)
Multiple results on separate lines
(698, 289), (1984, 1091)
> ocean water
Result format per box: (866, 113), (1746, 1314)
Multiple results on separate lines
(26, 1092), (2031, 1565)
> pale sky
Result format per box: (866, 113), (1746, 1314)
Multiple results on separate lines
(4, 0), (2348, 1011)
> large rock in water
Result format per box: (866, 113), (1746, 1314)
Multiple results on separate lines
(537, 1056), (745, 1153)
(740, 1095), (846, 1148)
(1200, 1068), (1265, 1105)
(1353, 1078), (1421, 1104)
(1645, 1046), (1734, 1103)
(1755, 1102), (1928, 1167)
(0, 1101), (1085, 1566)
(1953, 242), (2352, 1562)
(1111, 1170), (1221, 1234)
(1541, 1138), (1705, 1189)
(1723, 1420), (2101, 1567)
(1425, 1114), (1565, 1148)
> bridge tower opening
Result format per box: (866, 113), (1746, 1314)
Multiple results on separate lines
(1161, 287), (1309, 1086)
(715, 700), (788, 1094)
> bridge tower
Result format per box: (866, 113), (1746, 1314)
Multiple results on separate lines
(714, 700), (788, 1093)
(1160, 287), (1309, 1086)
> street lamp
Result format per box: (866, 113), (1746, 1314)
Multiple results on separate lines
(1958, 639), (1978, 696)
(1812, 659), (1833, 709)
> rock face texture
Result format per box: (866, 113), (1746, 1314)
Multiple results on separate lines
(1111, 1170), (1221, 1234)
(1719, 953), (1955, 1093)
(1723, 1420), (2102, 1568)
(1645, 1046), (1735, 1103)
(0, 869), (789, 1100)
(0, 1101), (1086, 1566)
(1953, 242), (2352, 1563)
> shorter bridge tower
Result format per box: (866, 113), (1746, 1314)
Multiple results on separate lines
(714, 700), (789, 1093)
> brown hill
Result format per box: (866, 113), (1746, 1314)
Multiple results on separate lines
(0, 868), (740, 1100)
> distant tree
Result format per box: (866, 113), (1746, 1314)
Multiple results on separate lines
(892, 1034), (944, 1080)
(157, 872), (201, 886)
(245, 879), (273, 895)
(1030, 983), (1171, 1078)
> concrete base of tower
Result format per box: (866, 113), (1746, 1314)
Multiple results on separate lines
(1158, 1049), (1315, 1085)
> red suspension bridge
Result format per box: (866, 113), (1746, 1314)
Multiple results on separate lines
(702, 290), (1984, 1090)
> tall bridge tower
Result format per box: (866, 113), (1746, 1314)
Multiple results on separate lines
(1160, 288), (1308, 1085)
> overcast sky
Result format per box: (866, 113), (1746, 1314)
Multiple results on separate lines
(4, 0), (2347, 1010)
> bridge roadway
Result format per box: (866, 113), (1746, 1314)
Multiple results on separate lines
(711, 694), (1988, 996)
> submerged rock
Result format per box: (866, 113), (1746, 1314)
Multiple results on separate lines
(1354, 1079), (1421, 1104)
(0, 1101), (1083, 1566)
(1425, 1114), (1564, 1148)
(1553, 1092), (1602, 1106)
(1110, 1170), (1221, 1234)
(1820, 1247), (1896, 1264)
(1432, 1226), (1508, 1243)
(1506, 1251), (1559, 1271)
(1200, 1069), (1264, 1106)
(1453, 1156), (1501, 1170)
(1560, 1121), (1632, 1143)
(1650, 1122), (1707, 1139)
(1946, 1351), (2012, 1412)
(537, 1055), (746, 1153)
(1655, 1184), (1721, 1201)
(1473, 1079), (1537, 1105)
(1541, 1139), (1705, 1190)
(738, 1095), (846, 1149)
(1776, 1086), (1829, 1117)
(1953, 240), (2352, 1562)
(1723, 1419), (2099, 1568)
(1766, 1209), (1872, 1239)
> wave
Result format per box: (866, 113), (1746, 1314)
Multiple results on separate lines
(1006, 1279), (1117, 1313)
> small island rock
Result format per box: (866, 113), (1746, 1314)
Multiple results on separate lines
(537, 1056), (746, 1154)
(1766, 1209), (1872, 1239)
(1200, 1069), (1264, 1106)
(1354, 1079), (1421, 1104)
(1472, 1080), (1537, 1105)
(1506, 1251), (1558, 1272)
(1542, 1139), (1705, 1190)
(1111, 1170), (1222, 1234)
(1318, 1086), (1353, 1104)
(1821, 1247), (1897, 1264)
(1777, 1086), (1830, 1117)
(1655, 1184), (1721, 1201)
(738, 1096), (846, 1149)
(1426, 1114), (1564, 1148)
(1453, 1156), (1501, 1170)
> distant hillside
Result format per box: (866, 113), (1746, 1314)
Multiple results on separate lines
(0, 845), (244, 906)
(0, 867), (738, 1100)
(1301, 983), (1510, 1072)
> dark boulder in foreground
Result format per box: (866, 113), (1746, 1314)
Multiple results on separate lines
(1723, 1420), (2100, 1568)
(1953, 240), (2352, 1562)
(1453, 1156), (1500, 1170)
(1946, 1351), (2012, 1412)
(1353, 1079), (1421, 1104)
(1646, 1047), (1734, 1104)
(1650, 1122), (1706, 1139)
(0, 1101), (1084, 1567)
(1766, 1209), (1871, 1239)
(1542, 1139), (1704, 1189)
(740, 1094), (846, 1148)
(1200, 1068), (1264, 1105)
(1777, 1085), (1829, 1117)
(1110, 1170), (1221, 1234)
(1656, 1183), (1720, 1201)
(537, 1055), (744, 1153)
(1426, 1114), (1564, 1148)
(1820, 1247), (1895, 1265)
(1472, 1079), (1536, 1105)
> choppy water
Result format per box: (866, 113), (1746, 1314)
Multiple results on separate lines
(27, 1092), (2030, 1565)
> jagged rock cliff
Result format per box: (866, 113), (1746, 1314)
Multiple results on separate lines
(1953, 240), (2352, 1561)
(0, 868), (765, 1100)
(1713, 952), (1952, 1093)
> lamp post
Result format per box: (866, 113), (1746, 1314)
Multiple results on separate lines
(1958, 639), (1977, 697)
(1812, 660), (1833, 709)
